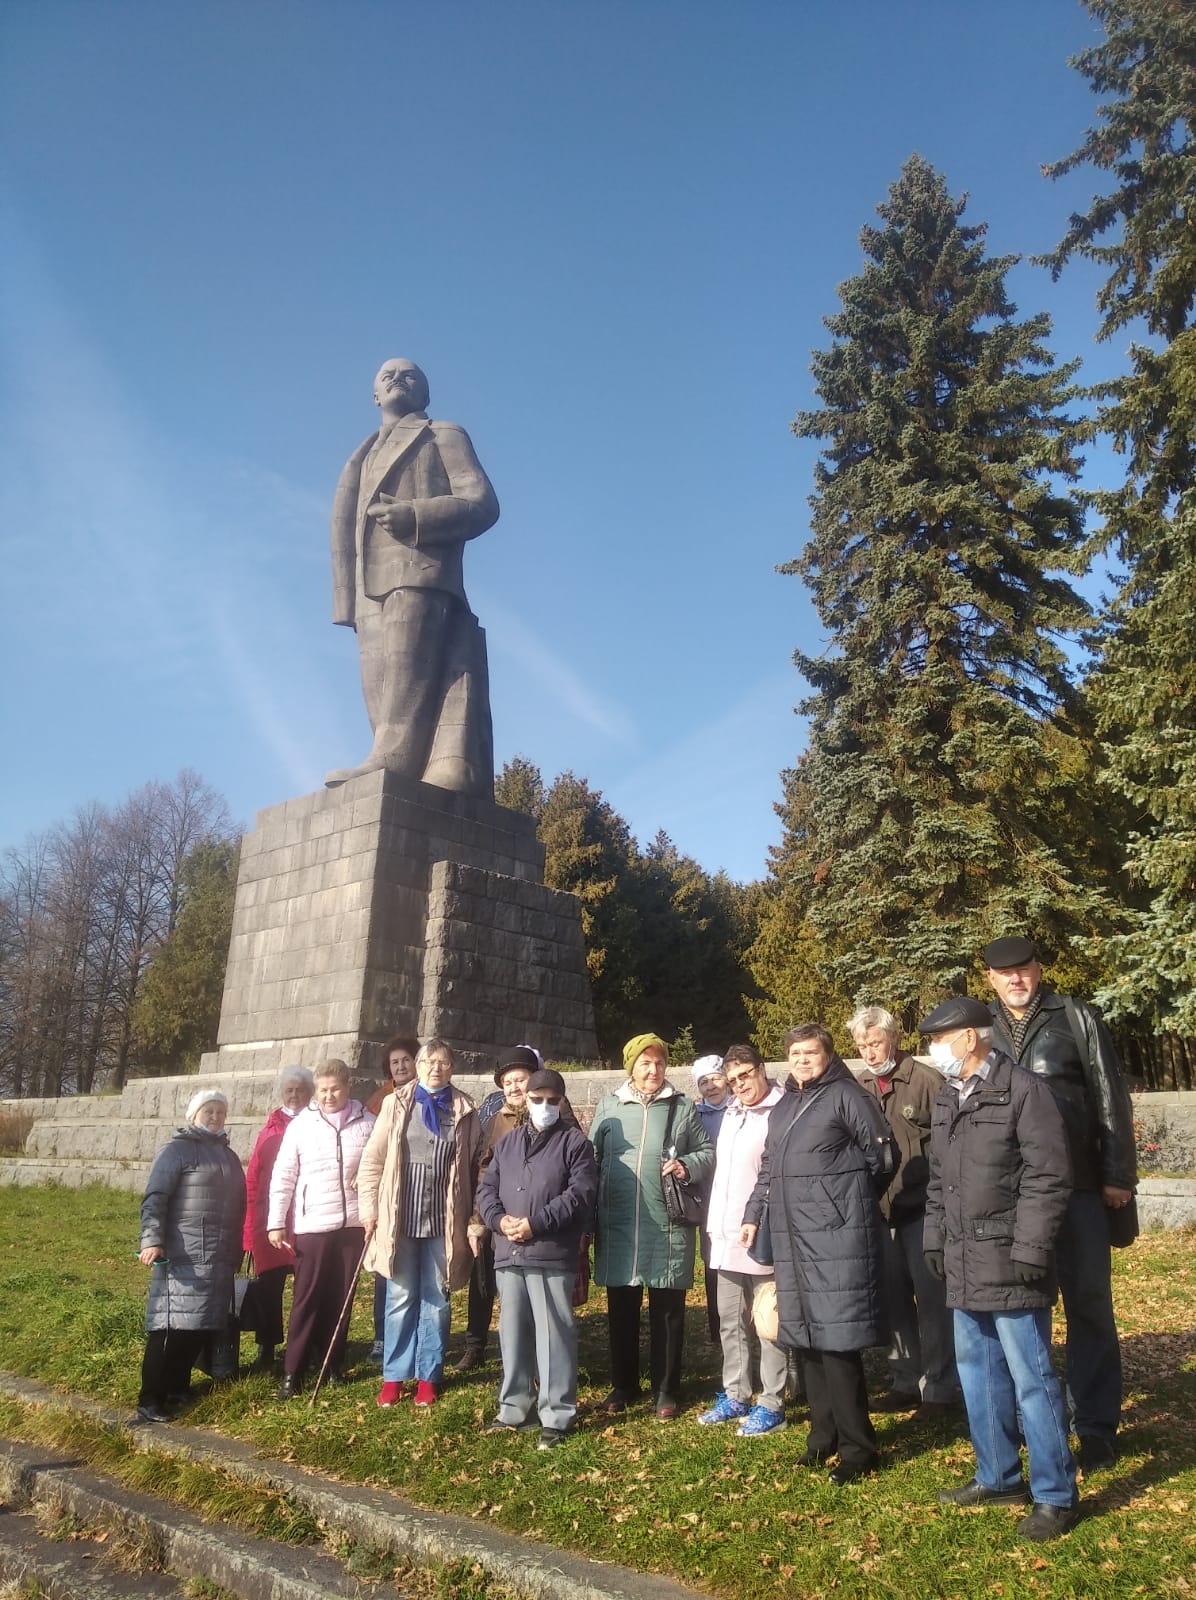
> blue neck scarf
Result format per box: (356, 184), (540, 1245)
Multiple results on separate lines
(414, 1083), (453, 1135)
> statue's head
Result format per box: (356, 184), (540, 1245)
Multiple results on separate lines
(373, 358), (429, 417)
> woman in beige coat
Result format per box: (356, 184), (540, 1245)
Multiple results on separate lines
(357, 1038), (483, 1407)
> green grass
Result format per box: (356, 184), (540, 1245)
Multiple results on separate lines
(0, 1185), (1194, 1599)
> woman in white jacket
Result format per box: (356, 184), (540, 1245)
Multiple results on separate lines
(698, 1043), (788, 1436)
(267, 1059), (375, 1399)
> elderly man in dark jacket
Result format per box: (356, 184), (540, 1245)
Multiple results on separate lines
(741, 1024), (896, 1485)
(922, 996), (1079, 1543)
(983, 934), (1136, 1470)
(850, 1005), (959, 1417)
(476, 1069), (598, 1450)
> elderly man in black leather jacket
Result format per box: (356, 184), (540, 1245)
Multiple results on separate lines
(983, 935), (1137, 1471)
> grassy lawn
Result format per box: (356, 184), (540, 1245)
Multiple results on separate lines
(0, 1184), (1193, 1599)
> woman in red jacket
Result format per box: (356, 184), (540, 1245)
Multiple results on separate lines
(241, 1066), (315, 1372)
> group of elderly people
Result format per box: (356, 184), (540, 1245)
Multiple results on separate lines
(136, 947), (1135, 1541)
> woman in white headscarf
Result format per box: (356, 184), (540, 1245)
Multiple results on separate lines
(135, 1088), (246, 1422)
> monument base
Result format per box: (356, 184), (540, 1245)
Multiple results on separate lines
(202, 768), (598, 1078)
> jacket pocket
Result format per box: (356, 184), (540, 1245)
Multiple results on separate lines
(971, 1209), (1015, 1242)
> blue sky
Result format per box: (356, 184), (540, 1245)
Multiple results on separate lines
(1, 1), (1122, 882)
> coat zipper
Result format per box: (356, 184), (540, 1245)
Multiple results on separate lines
(631, 1100), (650, 1280)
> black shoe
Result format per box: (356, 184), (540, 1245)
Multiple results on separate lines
(250, 1346), (275, 1374)
(454, 1345), (485, 1374)
(601, 1389), (630, 1414)
(1018, 1502), (1081, 1542)
(796, 1447), (833, 1468)
(1077, 1435), (1116, 1471)
(538, 1427), (571, 1450)
(829, 1458), (877, 1486)
(277, 1372), (302, 1401)
(484, 1415), (538, 1434)
(871, 1390), (919, 1413)
(938, 1477), (1030, 1506)
(134, 1404), (171, 1424)
(911, 1399), (961, 1425)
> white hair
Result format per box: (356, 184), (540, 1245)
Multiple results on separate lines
(273, 1063), (315, 1104)
(846, 1005), (900, 1043)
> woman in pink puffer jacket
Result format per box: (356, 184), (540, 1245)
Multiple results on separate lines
(267, 1059), (375, 1398)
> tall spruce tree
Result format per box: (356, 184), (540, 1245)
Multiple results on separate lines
(1042, 0), (1196, 1037)
(774, 155), (1111, 1022)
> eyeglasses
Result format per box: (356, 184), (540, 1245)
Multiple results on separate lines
(527, 1094), (562, 1106)
(726, 1070), (762, 1087)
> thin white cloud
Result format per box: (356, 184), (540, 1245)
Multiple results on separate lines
(478, 586), (637, 744)
(0, 198), (345, 793)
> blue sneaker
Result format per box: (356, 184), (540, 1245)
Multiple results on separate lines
(737, 1404), (788, 1437)
(697, 1392), (750, 1426)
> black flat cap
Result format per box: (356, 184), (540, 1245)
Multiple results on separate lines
(919, 995), (994, 1034)
(527, 1068), (567, 1097)
(981, 936), (1039, 968)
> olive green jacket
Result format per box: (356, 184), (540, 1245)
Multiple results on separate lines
(590, 1081), (713, 1289)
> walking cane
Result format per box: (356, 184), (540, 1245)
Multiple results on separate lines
(308, 1233), (372, 1406)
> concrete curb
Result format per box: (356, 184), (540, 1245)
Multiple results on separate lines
(1136, 1176), (1196, 1230)
(0, 1373), (706, 1600)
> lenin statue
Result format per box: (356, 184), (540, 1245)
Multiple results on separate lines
(325, 359), (499, 797)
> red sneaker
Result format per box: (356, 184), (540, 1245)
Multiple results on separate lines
(376, 1381), (406, 1407)
(414, 1380), (438, 1406)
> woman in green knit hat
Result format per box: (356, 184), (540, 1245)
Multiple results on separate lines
(589, 1033), (714, 1418)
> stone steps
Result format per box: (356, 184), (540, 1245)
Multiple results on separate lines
(0, 1498), (191, 1600)
(0, 1435), (415, 1600)
(0, 1372), (702, 1600)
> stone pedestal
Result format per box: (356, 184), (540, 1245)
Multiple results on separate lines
(202, 769), (598, 1076)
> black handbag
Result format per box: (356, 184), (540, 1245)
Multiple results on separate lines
(1106, 1195), (1140, 1249)
(660, 1099), (704, 1227)
(746, 1202), (773, 1266)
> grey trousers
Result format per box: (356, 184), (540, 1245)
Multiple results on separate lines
(716, 1269), (788, 1412)
(495, 1265), (578, 1431)
(882, 1211), (959, 1402)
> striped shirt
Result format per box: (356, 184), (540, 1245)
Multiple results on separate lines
(400, 1105), (454, 1238)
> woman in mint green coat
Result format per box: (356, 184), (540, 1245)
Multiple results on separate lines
(590, 1033), (714, 1419)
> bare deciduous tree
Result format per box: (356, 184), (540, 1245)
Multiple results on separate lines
(0, 770), (235, 1098)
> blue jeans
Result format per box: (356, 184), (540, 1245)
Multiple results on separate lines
(383, 1235), (450, 1383)
(954, 1307), (1077, 1507)
(1057, 1188), (1121, 1444)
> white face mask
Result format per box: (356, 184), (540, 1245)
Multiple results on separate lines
(528, 1100), (561, 1131)
(865, 1058), (895, 1077)
(928, 1035), (964, 1079)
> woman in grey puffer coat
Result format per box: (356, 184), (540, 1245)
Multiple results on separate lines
(136, 1088), (246, 1422)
